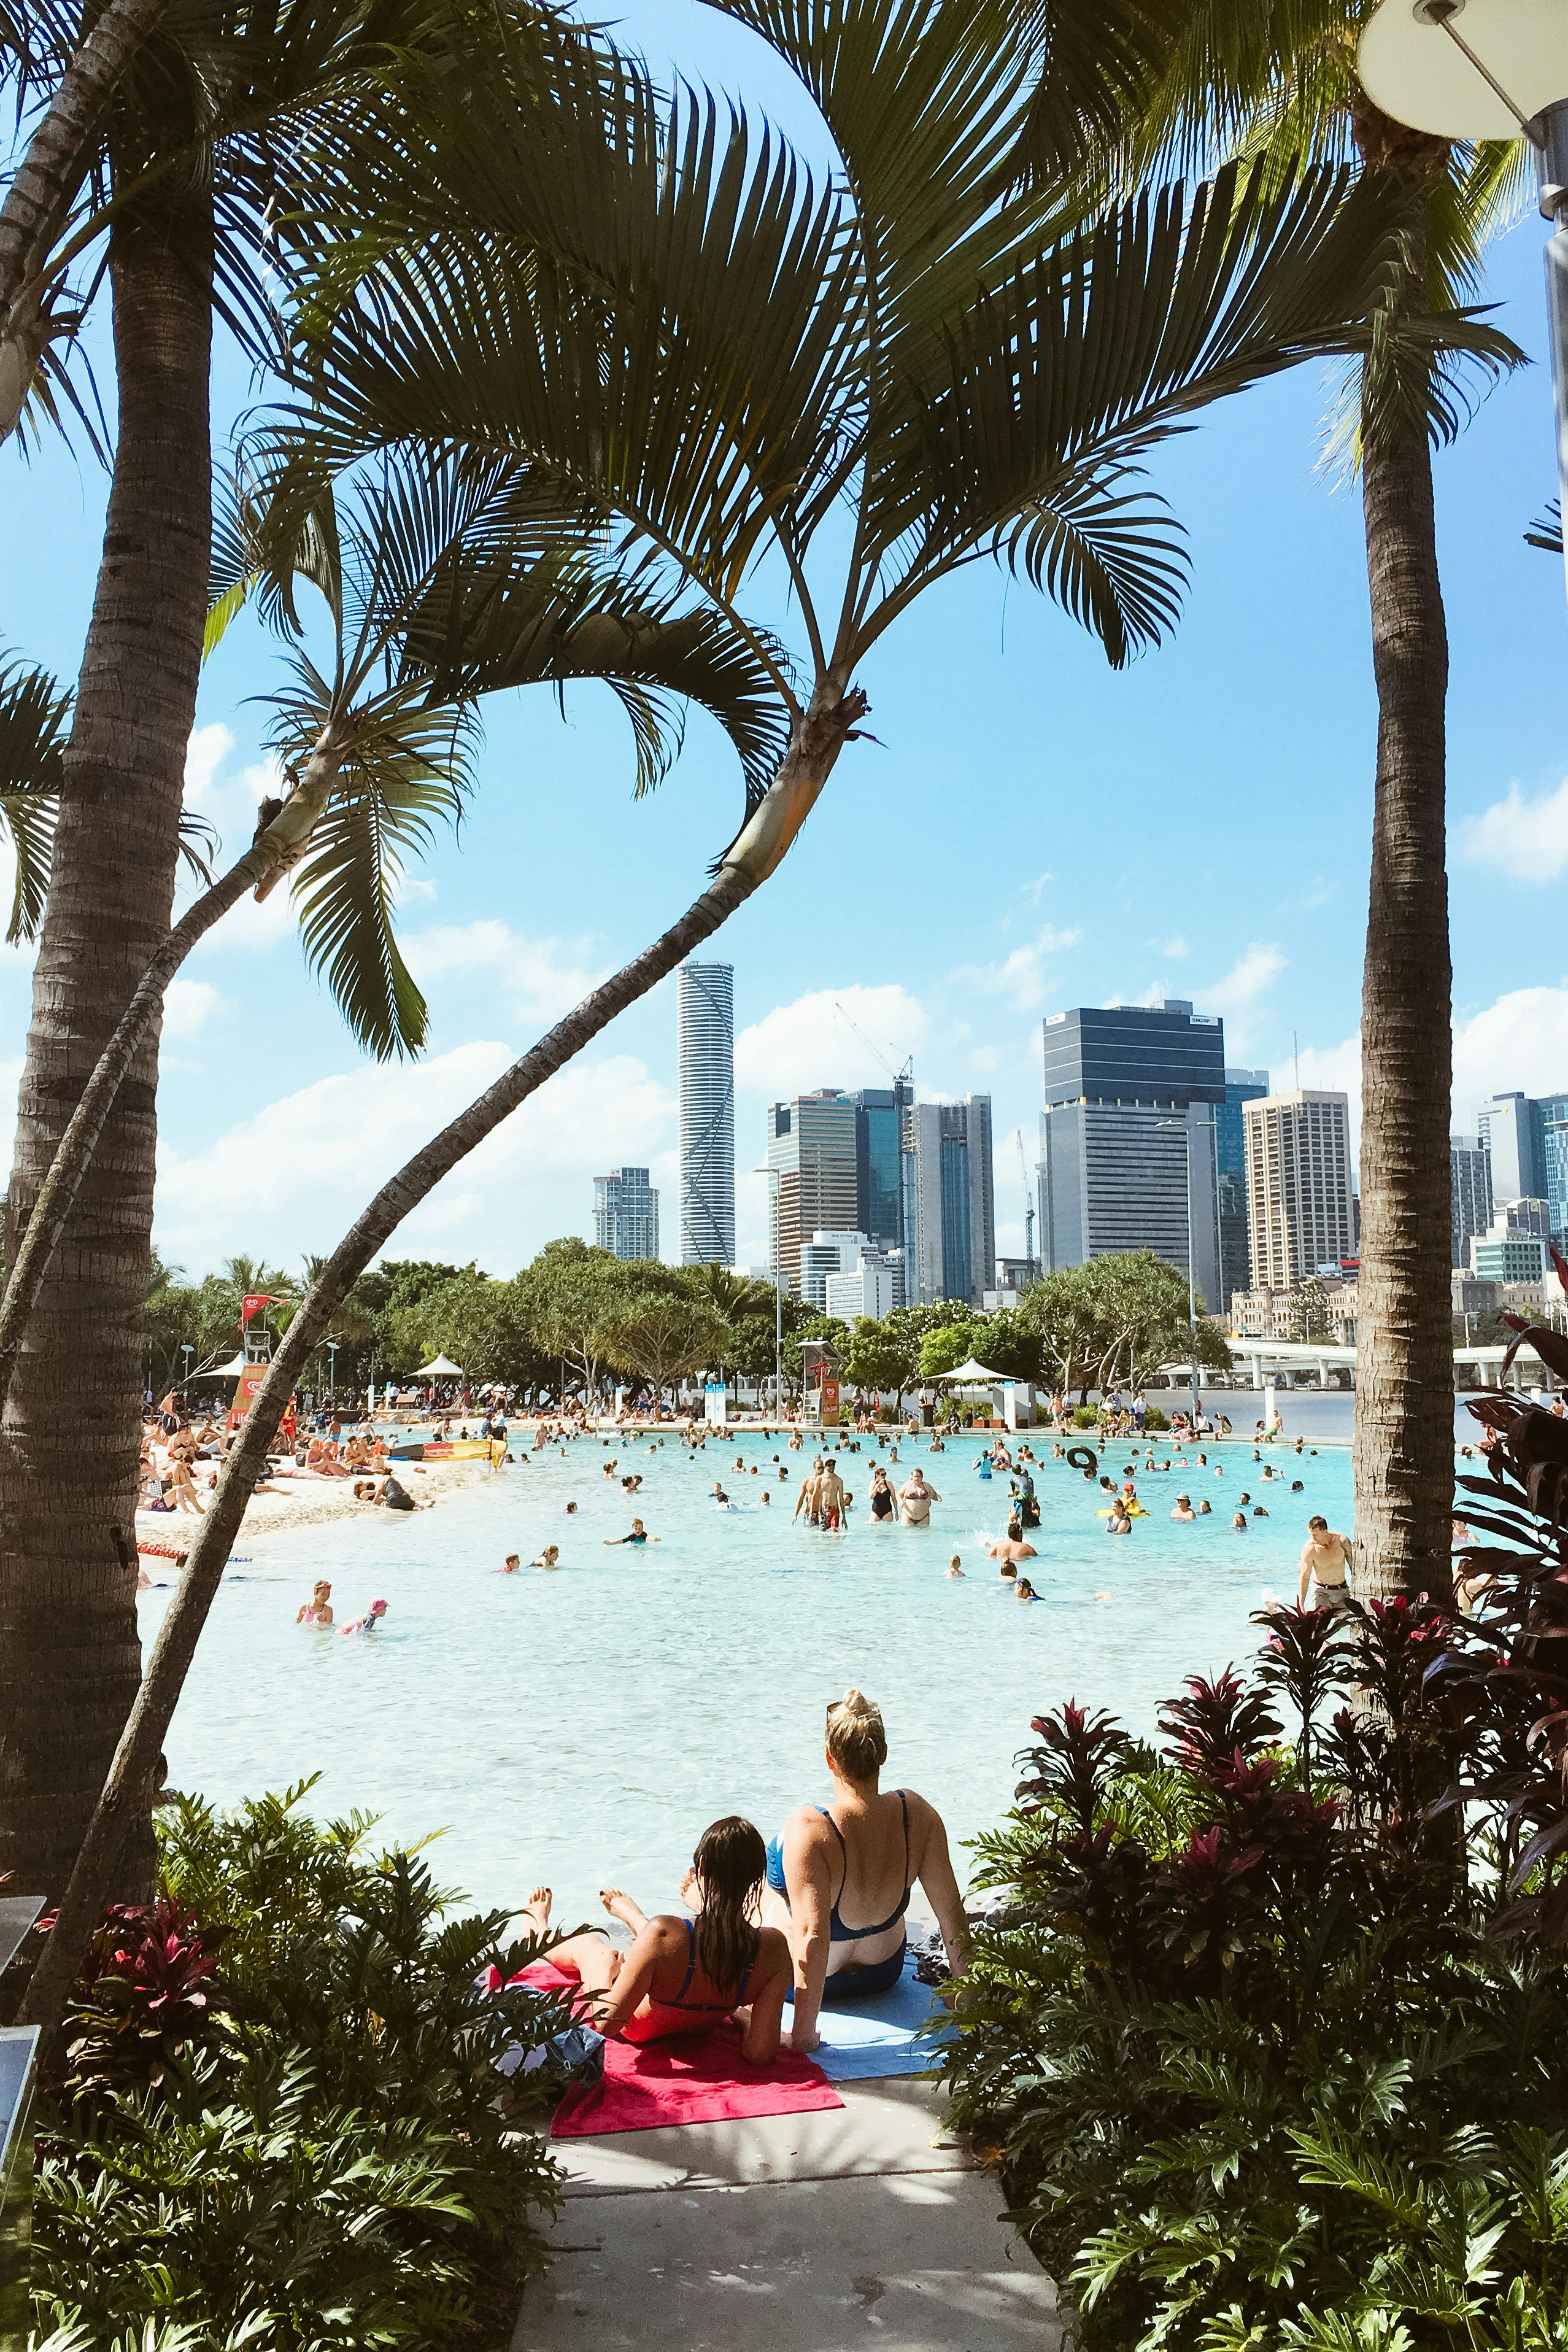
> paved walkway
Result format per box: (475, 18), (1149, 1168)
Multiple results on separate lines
(512, 2077), (1064, 2351)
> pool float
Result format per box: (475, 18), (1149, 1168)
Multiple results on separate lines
(137, 1541), (188, 1563)
(1064, 1445), (1098, 1477)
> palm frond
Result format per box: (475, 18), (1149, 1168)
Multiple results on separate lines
(274, 671), (476, 1060)
(859, 157), (1521, 652)
(0, 649), (68, 940)
(1525, 499), (1562, 557)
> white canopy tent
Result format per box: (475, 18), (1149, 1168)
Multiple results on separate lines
(414, 1353), (464, 1377)
(209, 1353), (249, 1377)
(937, 1358), (1006, 1387)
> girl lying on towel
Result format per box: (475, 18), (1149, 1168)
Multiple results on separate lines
(522, 1817), (792, 2064)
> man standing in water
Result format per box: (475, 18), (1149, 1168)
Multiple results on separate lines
(898, 1467), (941, 1526)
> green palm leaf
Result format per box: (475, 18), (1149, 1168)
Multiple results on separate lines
(0, 650), (67, 940)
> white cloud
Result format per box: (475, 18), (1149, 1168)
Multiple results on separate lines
(183, 723), (235, 803)
(403, 920), (606, 1026)
(1453, 981), (1568, 1113)
(1202, 943), (1288, 1012)
(1459, 779), (1568, 883)
(951, 926), (1083, 1015)
(161, 978), (224, 1040)
(1146, 935), (1190, 959)
(734, 985), (930, 1097)
(1018, 870), (1055, 907)
(154, 1043), (673, 1269)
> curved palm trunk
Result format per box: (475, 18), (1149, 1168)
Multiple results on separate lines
(0, 0), (171, 441)
(1349, 115), (1455, 1605)
(18, 681), (865, 2041)
(0, 731), (345, 1419)
(0, 178), (212, 1901)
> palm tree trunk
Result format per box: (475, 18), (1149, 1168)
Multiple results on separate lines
(1352, 384), (1454, 1602)
(0, 177), (212, 1902)
(1348, 111), (1455, 1605)
(17, 681), (867, 2041)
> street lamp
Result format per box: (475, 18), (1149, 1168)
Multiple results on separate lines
(751, 1164), (784, 1424)
(180, 1342), (193, 1394)
(1157, 1116), (1218, 1426)
(327, 1337), (339, 1403)
(1358, 0), (1568, 600)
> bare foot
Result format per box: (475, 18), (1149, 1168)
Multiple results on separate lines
(679, 1865), (705, 1911)
(521, 1885), (552, 1935)
(600, 1886), (648, 1933)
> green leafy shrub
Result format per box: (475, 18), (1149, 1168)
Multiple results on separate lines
(1143, 1406), (1169, 1431)
(1072, 1405), (1100, 1429)
(32, 1785), (563, 2351)
(943, 1383), (1568, 2348)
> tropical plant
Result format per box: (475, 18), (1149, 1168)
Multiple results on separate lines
(32, 1783), (563, 2350)
(943, 1374), (1568, 2346)
(603, 1294), (731, 1399)
(1082, 0), (1529, 1601)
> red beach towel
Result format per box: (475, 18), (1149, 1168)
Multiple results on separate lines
(514, 1961), (843, 2138)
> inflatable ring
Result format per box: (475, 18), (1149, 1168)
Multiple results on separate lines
(1065, 1445), (1098, 1477)
(137, 1541), (188, 1563)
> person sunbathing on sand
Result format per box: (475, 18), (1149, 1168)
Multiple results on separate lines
(520, 1818), (792, 2062)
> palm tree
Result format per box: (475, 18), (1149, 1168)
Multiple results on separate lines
(14, 0), (1458, 2018)
(1063, 1), (1526, 1598)
(0, 442), (779, 1897)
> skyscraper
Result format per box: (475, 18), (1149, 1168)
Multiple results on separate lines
(1243, 1091), (1356, 1290)
(1450, 1136), (1493, 1270)
(901, 1096), (995, 1307)
(678, 962), (734, 1265)
(767, 1091), (859, 1296)
(593, 1167), (660, 1260)
(1476, 1091), (1568, 1246)
(847, 1084), (909, 1253)
(1216, 1067), (1270, 1313)
(1038, 1002), (1224, 1310)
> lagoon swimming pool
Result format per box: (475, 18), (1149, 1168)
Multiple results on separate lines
(145, 1427), (1360, 1930)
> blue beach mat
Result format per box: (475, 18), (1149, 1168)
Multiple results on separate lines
(786, 1955), (953, 2081)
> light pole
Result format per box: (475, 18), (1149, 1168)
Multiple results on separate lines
(1359, 0), (1568, 600)
(752, 1164), (784, 1423)
(180, 1342), (193, 1396)
(327, 1338), (339, 1404)
(1157, 1116), (1216, 1425)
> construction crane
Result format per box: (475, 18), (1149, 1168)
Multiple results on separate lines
(1016, 1129), (1036, 1269)
(833, 1002), (913, 1102)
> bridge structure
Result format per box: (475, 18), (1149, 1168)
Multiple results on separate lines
(1157, 1337), (1559, 1391)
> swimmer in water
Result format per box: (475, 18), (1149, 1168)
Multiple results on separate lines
(1232, 1512), (1248, 1533)
(946, 1554), (965, 1579)
(297, 1579), (334, 1625)
(533, 1545), (562, 1569)
(1170, 1495), (1195, 1521)
(500, 1553), (521, 1574)
(605, 1518), (657, 1545)
(1106, 1506), (1131, 1535)
(1014, 1579), (1038, 1601)
(1199, 1498), (1212, 1514)
(563, 1501), (579, 1515)
(713, 1483), (730, 1503)
(340, 1597), (388, 1634)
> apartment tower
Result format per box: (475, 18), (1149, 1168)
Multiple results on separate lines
(1242, 1091), (1356, 1290)
(593, 1167), (660, 1261)
(677, 962), (735, 1265)
(1450, 1136), (1493, 1271)
(767, 1091), (859, 1296)
(901, 1096), (995, 1307)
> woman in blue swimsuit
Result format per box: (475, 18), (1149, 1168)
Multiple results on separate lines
(763, 1689), (971, 2054)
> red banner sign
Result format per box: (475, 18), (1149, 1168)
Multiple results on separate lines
(239, 1294), (272, 1326)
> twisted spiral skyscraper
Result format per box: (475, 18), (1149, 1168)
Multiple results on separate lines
(678, 962), (735, 1265)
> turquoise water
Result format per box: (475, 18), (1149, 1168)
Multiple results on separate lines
(144, 1429), (1357, 1930)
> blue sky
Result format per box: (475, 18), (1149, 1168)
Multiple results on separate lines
(5, 9), (1567, 1280)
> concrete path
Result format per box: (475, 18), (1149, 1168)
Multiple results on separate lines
(512, 2078), (1064, 2352)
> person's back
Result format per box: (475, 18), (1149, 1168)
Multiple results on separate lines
(765, 1689), (970, 2053)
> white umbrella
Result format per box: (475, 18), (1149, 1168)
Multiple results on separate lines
(209, 1352), (250, 1377)
(937, 1357), (1006, 1384)
(414, 1353), (463, 1376)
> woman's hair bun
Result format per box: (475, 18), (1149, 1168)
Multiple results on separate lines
(840, 1687), (871, 1718)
